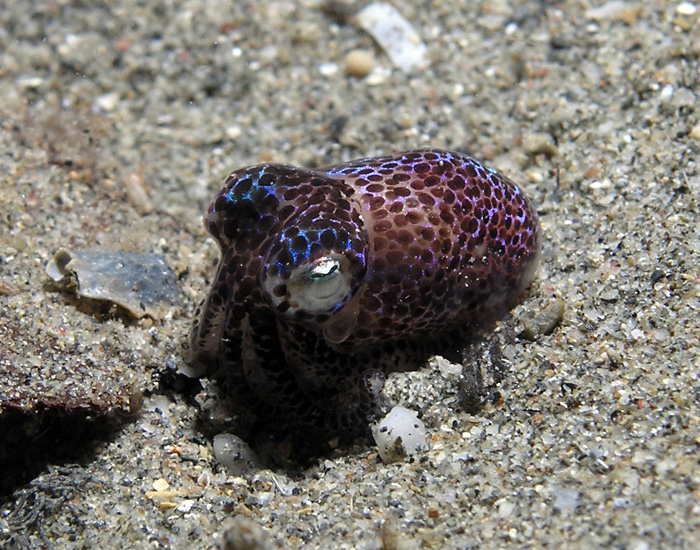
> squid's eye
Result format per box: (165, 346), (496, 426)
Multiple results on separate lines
(307, 258), (339, 280)
(290, 255), (352, 313)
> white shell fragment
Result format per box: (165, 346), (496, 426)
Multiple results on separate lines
(46, 248), (178, 319)
(372, 405), (428, 463)
(585, 1), (633, 21)
(356, 2), (429, 73)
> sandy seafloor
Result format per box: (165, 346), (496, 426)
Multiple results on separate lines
(1, 0), (700, 548)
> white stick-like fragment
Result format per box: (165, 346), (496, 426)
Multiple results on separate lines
(356, 2), (429, 72)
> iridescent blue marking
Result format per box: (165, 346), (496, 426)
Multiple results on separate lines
(277, 228), (314, 271)
(223, 167), (280, 204)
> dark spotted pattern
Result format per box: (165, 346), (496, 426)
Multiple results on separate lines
(189, 149), (540, 434)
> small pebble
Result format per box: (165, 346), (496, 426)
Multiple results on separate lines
(318, 62), (339, 76)
(344, 49), (375, 78)
(381, 515), (415, 550)
(515, 293), (566, 340)
(152, 478), (170, 491)
(124, 172), (153, 215)
(218, 516), (278, 550)
(522, 132), (559, 157)
(372, 406), (428, 463)
(226, 125), (242, 140)
(659, 84), (675, 101)
(213, 433), (261, 476)
(175, 499), (195, 513)
(690, 121), (700, 140)
(628, 540), (651, 550)
(17, 76), (45, 89)
(677, 2), (697, 16)
(671, 87), (696, 108)
(94, 91), (120, 111)
(552, 486), (580, 511)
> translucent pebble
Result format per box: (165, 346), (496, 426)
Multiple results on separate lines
(552, 486), (580, 511)
(212, 433), (261, 475)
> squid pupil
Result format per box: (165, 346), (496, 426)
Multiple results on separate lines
(309, 262), (339, 280)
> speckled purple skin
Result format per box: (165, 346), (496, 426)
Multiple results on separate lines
(189, 149), (539, 434)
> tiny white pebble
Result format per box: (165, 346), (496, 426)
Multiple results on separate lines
(677, 2), (697, 16)
(152, 478), (169, 491)
(659, 84), (674, 100)
(94, 91), (120, 111)
(372, 405), (428, 462)
(17, 76), (45, 89)
(318, 62), (339, 77)
(365, 66), (391, 85)
(226, 125), (242, 140)
(175, 499), (195, 513)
